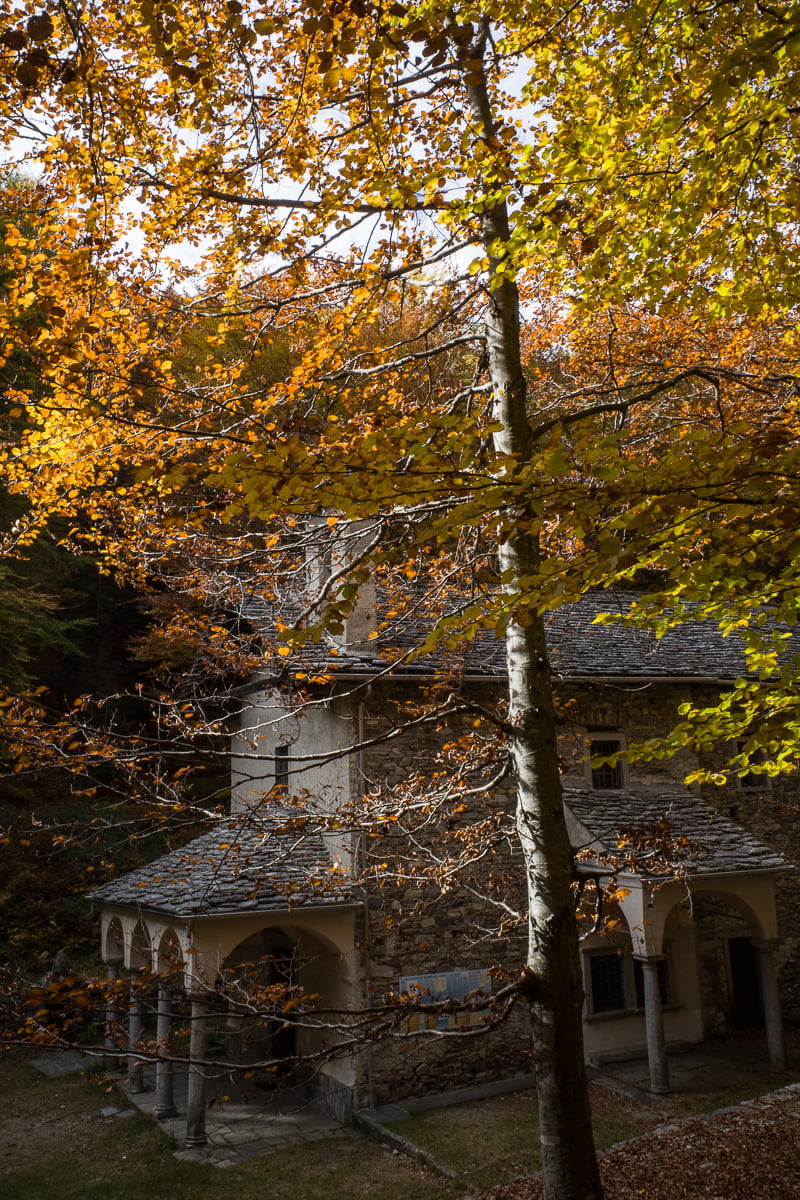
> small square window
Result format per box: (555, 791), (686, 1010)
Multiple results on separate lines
(590, 739), (624, 790)
(589, 952), (626, 1013)
(587, 947), (672, 1016)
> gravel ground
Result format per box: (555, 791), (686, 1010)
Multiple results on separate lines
(482, 1083), (800, 1200)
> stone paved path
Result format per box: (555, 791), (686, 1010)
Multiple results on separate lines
(30, 1053), (356, 1167)
(119, 1064), (356, 1166)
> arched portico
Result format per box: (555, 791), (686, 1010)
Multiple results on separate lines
(568, 785), (788, 1093)
(585, 869), (787, 1092)
(92, 895), (361, 1143)
(212, 913), (359, 1117)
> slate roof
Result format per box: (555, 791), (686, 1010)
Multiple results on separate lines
(89, 816), (354, 919)
(564, 785), (786, 878)
(544, 594), (758, 680)
(243, 589), (788, 684)
(94, 787), (785, 921)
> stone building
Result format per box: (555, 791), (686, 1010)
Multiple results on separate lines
(89, 589), (795, 1145)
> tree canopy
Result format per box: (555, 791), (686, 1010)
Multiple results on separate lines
(2, 4), (800, 1199)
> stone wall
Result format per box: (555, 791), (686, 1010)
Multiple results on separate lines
(352, 683), (531, 1102)
(279, 672), (800, 1103)
(561, 679), (800, 1025)
(691, 895), (751, 1038)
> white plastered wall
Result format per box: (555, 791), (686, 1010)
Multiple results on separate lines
(230, 683), (354, 869)
(581, 896), (703, 1060)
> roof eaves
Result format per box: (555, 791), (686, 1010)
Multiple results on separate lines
(91, 896), (362, 921)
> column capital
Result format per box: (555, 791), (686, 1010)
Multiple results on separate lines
(751, 937), (780, 954)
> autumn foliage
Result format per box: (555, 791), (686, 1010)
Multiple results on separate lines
(1, 4), (800, 1199)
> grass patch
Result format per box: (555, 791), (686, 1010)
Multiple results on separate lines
(0, 1058), (449, 1200)
(3, 1053), (798, 1200)
(383, 1085), (652, 1192)
(663, 1072), (799, 1118)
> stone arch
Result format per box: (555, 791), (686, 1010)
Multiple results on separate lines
(128, 920), (152, 972)
(221, 926), (299, 1065)
(689, 885), (767, 1037)
(218, 918), (355, 1112)
(103, 916), (124, 965)
(154, 927), (184, 977)
(690, 885), (765, 938)
(643, 873), (784, 1068)
(580, 895), (693, 1034)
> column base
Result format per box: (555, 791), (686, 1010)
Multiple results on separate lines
(153, 1104), (178, 1120)
(126, 1060), (146, 1094)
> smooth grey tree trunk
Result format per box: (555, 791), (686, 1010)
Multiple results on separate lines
(451, 18), (604, 1200)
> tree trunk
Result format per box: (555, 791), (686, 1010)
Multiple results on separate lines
(453, 19), (603, 1200)
(505, 588), (602, 1200)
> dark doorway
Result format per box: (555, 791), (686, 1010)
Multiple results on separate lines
(267, 944), (297, 1060)
(222, 928), (298, 1064)
(727, 935), (764, 1029)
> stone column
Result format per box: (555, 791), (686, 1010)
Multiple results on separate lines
(753, 938), (788, 1071)
(184, 994), (209, 1148)
(153, 984), (178, 1119)
(224, 1003), (244, 1063)
(126, 973), (146, 1093)
(636, 954), (670, 1094)
(104, 959), (124, 1069)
